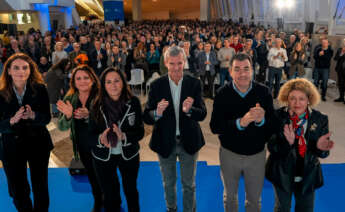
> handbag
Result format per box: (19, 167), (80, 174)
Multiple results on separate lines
(68, 157), (87, 176)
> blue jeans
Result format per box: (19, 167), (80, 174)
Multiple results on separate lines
(268, 67), (283, 98)
(313, 68), (329, 97)
(158, 141), (198, 212)
(220, 67), (232, 86)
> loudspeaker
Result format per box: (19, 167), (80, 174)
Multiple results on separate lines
(239, 17), (243, 23)
(305, 22), (314, 34)
(277, 18), (283, 30)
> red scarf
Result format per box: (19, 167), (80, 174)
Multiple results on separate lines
(289, 110), (309, 158)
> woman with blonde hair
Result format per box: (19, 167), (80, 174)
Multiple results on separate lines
(266, 78), (334, 212)
(52, 41), (68, 65)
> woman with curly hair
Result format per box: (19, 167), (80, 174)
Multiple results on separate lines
(266, 78), (334, 212)
(0, 53), (53, 212)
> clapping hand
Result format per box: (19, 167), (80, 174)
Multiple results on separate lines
(250, 103), (265, 123)
(57, 100), (73, 119)
(10, 106), (26, 125)
(100, 128), (111, 148)
(113, 123), (124, 141)
(317, 132), (334, 151)
(182, 97), (194, 113)
(156, 98), (169, 116)
(283, 124), (295, 145)
(22, 105), (35, 120)
(73, 107), (89, 119)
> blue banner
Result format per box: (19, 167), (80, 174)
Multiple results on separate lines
(103, 0), (124, 21)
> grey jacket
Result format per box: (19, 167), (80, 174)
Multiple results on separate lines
(198, 51), (219, 76)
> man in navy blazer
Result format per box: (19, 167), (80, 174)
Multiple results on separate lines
(144, 46), (207, 212)
(197, 42), (219, 98)
(88, 39), (108, 76)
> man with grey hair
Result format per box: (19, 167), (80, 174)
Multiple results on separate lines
(144, 46), (207, 212)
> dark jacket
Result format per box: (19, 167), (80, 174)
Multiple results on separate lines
(89, 96), (144, 161)
(266, 107), (330, 194)
(143, 75), (207, 158)
(45, 67), (66, 104)
(334, 48), (345, 73)
(0, 84), (53, 161)
(88, 48), (108, 74)
(289, 50), (306, 77)
(313, 46), (333, 69)
(197, 51), (219, 76)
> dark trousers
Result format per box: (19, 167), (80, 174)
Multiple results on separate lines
(268, 66), (283, 98)
(93, 154), (140, 212)
(337, 70), (345, 99)
(256, 62), (268, 83)
(313, 68), (329, 97)
(78, 148), (103, 206)
(219, 67), (232, 86)
(200, 71), (215, 97)
(2, 150), (50, 212)
(274, 184), (315, 212)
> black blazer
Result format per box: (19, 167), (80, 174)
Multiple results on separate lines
(266, 107), (329, 194)
(143, 75), (207, 158)
(89, 96), (144, 161)
(0, 84), (53, 161)
(88, 48), (108, 73)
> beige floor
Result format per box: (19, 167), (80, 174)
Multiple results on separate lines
(1, 86), (344, 168)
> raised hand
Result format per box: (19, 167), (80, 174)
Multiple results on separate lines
(250, 103), (265, 123)
(182, 97), (194, 113)
(57, 100), (73, 119)
(10, 106), (25, 125)
(317, 132), (335, 151)
(22, 105), (35, 120)
(113, 123), (124, 140)
(73, 107), (89, 119)
(156, 98), (169, 116)
(284, 124), (295, 145)
(240, 111), (256, 128)
(100, 128), (111, 148)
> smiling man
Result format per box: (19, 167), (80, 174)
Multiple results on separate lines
(144, 46), (207, 212)
(210, 53), (275, 212)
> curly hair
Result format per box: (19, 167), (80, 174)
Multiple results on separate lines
(278, 78), (321, 107)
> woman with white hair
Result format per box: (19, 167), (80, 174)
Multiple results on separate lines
(52, 41), (68, 65)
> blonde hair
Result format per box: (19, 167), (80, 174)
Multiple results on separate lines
(278, 78), (321, 107)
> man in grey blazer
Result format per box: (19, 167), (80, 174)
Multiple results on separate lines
(197, 42), (219, 98)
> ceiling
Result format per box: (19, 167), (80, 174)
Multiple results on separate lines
(75, 0), (200, 18)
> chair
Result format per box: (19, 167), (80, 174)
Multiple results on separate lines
(128, 69), (145, 96)
(146, 72), (160, 95)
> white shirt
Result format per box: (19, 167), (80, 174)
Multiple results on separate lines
(168, 76), (183, 136)
(267, 47), (288, 68)
(206, 52), (210, 71)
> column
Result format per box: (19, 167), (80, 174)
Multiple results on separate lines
(33, 3), (51, 34)
(200, 0), (211, 21)
(132, 0), (142, 21)
(63, 7), (73, 29)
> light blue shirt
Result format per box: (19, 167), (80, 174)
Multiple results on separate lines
(168, 76), (183, 136)
(13, 84), (27, 106)
(232, 82), (265, 130)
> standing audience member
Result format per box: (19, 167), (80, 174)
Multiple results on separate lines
(333, 38), (345, 103)
(0, 53), (53, 212)
(266, 78), (334, 212)
(198, 42), (219, 98)
(144, 46), (207, 212)
(289, 42), (306, 79)
(45, 58), (71, 117)
(267, 38), (288, 98)
(313, 38), (333, 101)
(210, 53), (275, 212)
(89, 40), (108, 76)
(57, 65), (103, 212)
(52, 41), (68, 65)
(89, 67), (144, 212)
(218, 38), (236, 86)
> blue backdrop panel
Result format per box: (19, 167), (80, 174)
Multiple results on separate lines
(103, 0), (124, 22)
(0, 162), (344, 211)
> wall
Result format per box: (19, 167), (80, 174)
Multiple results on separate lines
(142, 11), (169, 20)
(171, 10), (200, 19)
